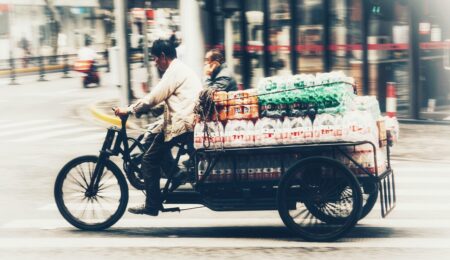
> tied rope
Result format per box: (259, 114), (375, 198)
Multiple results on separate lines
(193, 89), (223, 150)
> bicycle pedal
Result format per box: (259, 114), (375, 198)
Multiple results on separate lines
(161, 207), (180, 213)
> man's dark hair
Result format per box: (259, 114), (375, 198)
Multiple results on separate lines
(208, 48), (225, 64)
(151, 39), (177, 59)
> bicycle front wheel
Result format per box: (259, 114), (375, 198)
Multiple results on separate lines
(54, 155), (129, 231)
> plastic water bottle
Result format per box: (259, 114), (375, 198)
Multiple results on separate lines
(211, 160), (221, 183)
(271, 155), (282, 180)
(281, 117), (292, 144)
(253, 156), (263, 180)
(225, 120), (247, 148)
(193, 122), (204, 149)
(247, 155), (256, 181)
(244, 120), (255, 147)
(236, 156), (248, 181)
(262, 155), (271, 180)
(210, 122), (225, 149)
(303, 116), (314, 143)
(223, 157), (233, 182)
(254, 118), (283, 146)
(197, 159), (208, 182)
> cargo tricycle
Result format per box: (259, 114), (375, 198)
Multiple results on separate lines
(54, 114), (396, 242)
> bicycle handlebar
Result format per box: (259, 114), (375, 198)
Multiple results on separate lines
(111, 107), (129, 123)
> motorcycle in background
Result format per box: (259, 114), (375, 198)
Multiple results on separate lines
(73, 60), (100, 88)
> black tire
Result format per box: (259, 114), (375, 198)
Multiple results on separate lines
(277, 156), (362, 242)
(54, 155), (129, 231)
(360, 181), (379, 219)
(82, 78), (88, 88)
(123, 137), (146, 190)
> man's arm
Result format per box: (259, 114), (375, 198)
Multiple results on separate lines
(129, 67), (178, 114)
(204, 75), (236, 92)
(114, 66), (178, 117)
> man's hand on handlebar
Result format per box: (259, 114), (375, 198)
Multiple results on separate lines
(113, 107), (131, 117)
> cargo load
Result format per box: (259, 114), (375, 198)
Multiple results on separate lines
(193, 72), (399, 180)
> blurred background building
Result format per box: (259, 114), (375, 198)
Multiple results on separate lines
(200, 0), (450, 121)
(0, 0), (109, 58)
(1, 0), (449, 121)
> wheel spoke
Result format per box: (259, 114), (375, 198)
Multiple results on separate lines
(76, 165), (90, 189)
(291, 207), (308, 219)
(93, 196), (113, 219)
(67, 173), (87, 190)
(280, 158), (361, 241)
(56, 157), (128, 231)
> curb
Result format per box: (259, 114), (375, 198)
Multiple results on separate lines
(0, 64), (64, 76)
(89, 105), (122, 127)
(89, 104), (141, 130)
(398, 118), (450, 125)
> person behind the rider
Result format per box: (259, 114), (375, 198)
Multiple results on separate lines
(77, 38), (97, 72)
(114, 39), (202, 216)
(203, 49), (237, 92)
(77, 38), (97, 61)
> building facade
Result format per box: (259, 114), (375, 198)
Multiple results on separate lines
(0, 0), (109, 60)
(202, 0), (450, 121)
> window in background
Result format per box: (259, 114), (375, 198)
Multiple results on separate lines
(268, 0), (291, 76)
(231, 11), (243, 85)
(245, 0), (264, 88)
(329, 0), (363, 94)
(417, 0), (450, 120)
(368, 0), (410, 115)
(297, 0), (324, 74)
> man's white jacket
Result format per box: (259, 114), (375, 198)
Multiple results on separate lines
(130, 59), (202, 142)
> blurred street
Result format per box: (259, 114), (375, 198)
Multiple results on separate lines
(0, 72), (450, 259)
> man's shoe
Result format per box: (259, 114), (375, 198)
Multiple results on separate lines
(128, 205), (159, 216)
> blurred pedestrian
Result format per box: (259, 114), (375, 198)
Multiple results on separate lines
(18, 36), (32, 68)
(76, 38), (100, 87)
(203, 49), (237, 92)
(77, 38), (97, 61)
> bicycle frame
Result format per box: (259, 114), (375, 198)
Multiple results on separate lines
(88, 115), (134, 194)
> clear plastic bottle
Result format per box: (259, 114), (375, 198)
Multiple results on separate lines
(262, 155), (271, 180)
(236, 156), (248, 181)
(303, 116), (314, 143)
(244, 120), (255, 147)
(281, 117), (292, 144)
(255, 118), (283, 146)
(193, 122), (204, 150)
(197, 159), (208, 182)
(272, 155), (282, 180)
(247, 155), (256, 181)
(253, 155), (263, 180)
(211, 160), (221, 182)
(225, 120), (247, 148)
(223, 157), (233, 182)
(210, 121), (225, 149)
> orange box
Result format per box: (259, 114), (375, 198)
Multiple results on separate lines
(213, 91), (228, 106)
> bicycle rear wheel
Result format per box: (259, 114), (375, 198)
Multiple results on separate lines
(54, 155), (128, 231)
(277, 156), (362, 242)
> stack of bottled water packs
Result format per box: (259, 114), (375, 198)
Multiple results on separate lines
(194, 71), (384, 149)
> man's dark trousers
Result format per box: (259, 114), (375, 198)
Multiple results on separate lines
(141, 131), (191, 209)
